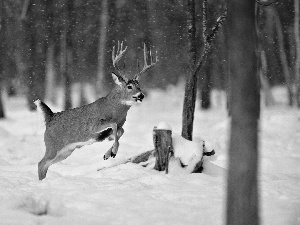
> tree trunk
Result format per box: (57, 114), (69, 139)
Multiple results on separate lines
(181, 0), (197, 141)
(61, 0), (73, 110)
(0, 0), (5, 118)
(201, 54), (212, 109)
(295, 0), (300, 107)
(146, 0), (164, 84)
(45, 44), (56, 103)
(44, 0), (56, 104)
(153, 127), (173, 172)
(268, 7), (293, 106)
(224, 22), (231, 116)
(226, 1), (260, 225)
(26, 0), (48, 110)
(97, 0), (109, 97)
(0, 81), (4, 119)
(200, 0), (211, 110)
(182, 2), (226, 140)
(260, 50), (274, 106)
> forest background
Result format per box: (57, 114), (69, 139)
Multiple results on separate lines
(0, 0), (296, 114)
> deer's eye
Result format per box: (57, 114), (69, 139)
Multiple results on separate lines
(127, 84), (133, 90)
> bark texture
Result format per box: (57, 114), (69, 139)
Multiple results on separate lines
(226, 1), (260, 225)
(182, 1), (226, 140)
(295, 0), (300, 107)
(97, 0), (109, 96)
(61, 0), (74, 110)
(153, 127), (173, 172)
(181, 0), (197, 141)
(271, 7), (293, 106)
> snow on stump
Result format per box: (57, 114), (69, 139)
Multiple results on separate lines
(153, 122), (173, 173)
(130, 121), (216, 174)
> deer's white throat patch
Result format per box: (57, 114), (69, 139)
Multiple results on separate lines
(121, 100), (137, 106)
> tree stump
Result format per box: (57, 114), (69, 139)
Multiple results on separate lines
(153, 125), (173, 173)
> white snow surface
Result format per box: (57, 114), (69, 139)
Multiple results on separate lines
(0, 85), (299, 225)
(156, 121), (172, 131)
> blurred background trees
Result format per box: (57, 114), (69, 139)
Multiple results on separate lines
(0, 0), (298, 117)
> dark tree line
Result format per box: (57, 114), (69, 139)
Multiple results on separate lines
(0, 0), (297, 118)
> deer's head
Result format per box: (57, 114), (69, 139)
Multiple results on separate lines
(111, 42), (158, 106)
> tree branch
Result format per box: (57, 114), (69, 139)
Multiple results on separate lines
(182, 3), (227, 140)
(202, 0), (208, 46)
(195, 8), (227, 76)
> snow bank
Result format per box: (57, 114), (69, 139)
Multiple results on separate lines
(156, 121), (172, 130)
(0, 86), (299, 225)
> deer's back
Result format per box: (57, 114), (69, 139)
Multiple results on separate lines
(44, 99), (129, 148)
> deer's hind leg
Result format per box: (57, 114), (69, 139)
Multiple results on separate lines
(38, 139), (96, 180)
(38, 146), (57, 180)
(38, 144), (81, 180)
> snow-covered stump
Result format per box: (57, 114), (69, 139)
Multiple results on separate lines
(130, 121), (216, 174)
(153, 122), (173, 173)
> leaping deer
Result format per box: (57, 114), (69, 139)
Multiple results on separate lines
(36, 42), (158, 180)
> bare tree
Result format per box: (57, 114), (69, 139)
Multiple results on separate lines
(260, 50), (274, 106)
(271, 6), (293, 106)
(25, 0), (48, 110)
(262, 6), (293, 106)
(226, 1), (260, 225)
(200, 53), (212, 109)
(181, 0), (197, 141)
(0, 82), (4, 118)
(295, 0), (300, 107)
(61, 0), (74, 110)
(97, 0), (109, 97)
(44, 0), (56, 104)
(0, 0), (5, 118)
(182, 0), (226, 140)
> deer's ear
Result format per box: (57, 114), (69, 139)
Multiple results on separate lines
(112, 72), (124, 86)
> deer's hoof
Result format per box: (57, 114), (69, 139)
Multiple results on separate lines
(103, 155), (108, 160)
(111, 152), (116, 158)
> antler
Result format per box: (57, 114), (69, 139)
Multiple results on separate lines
(112, 41), (128, 81)
(134, 43), (158, 80)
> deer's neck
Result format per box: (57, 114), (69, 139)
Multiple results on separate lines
(96, 88), (131, 112)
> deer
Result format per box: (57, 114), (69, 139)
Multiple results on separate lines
(36, 42), (158, 180)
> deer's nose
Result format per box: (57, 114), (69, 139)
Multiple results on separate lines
(138, 93), (145, 100)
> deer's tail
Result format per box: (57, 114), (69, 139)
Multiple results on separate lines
(34, 99), (54, 125)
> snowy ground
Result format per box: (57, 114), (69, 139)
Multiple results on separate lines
(0, 85), (299, 225)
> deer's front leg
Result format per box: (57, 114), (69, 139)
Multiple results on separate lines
(103, 126), (124, 160)
(111, 127), (124, 156)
